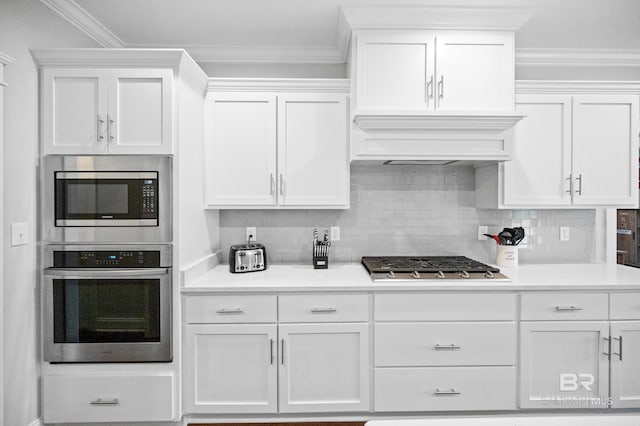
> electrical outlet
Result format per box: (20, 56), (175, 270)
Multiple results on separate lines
(246, 227), (257, 242)
(560, 226), (570, 241)
(478, 225), (489, 241)
(331, 226), (341, 241)
(11, 222), (28, 246)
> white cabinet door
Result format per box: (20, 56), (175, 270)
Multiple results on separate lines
(610, 321), (640, 408)
(519, 321), (610, 409)
(278, 323), (370, 413)
(184, 324), (277, 414)
(435, 32), (514, 111)
(107, 69), (173, 154)
(572, 95), (639, 206)
(277, 94), (349, 207)
(356, 31), (436, 111)
(503, 95), (572, 206)
(42, 68), (109, 154)
(205, 93), (277, 207)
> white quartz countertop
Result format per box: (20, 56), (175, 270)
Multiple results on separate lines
(183, 262), (640, 293)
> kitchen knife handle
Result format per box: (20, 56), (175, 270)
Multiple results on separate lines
(614, 336), (623, 361)
(97, 115), (104, 141)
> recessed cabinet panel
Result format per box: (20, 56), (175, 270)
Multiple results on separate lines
(184, 324), (277, 414)
(504, 95), (572, 206)
(610, 322), (640, 408)
(110, 70), (172, 153)
(356, 31), (435, 110)
(572, 96), (639, 206)
(435, 32), (514, 111)
(278, 95), (348, 207)
(44, 69), (108, 154)
(205, 93), (277, 206)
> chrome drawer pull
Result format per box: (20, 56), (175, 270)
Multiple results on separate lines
(216, 308), (244, 314)
(310, 307), (337, 314)
(614, 336), (623, 361)
(90, 398), (119, 406)
(554, 306), (582, 311)
(603, 336), (612, 360)
(434, 344), (461, 350)
(434, 388), (460, 396)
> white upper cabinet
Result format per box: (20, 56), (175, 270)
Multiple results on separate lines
(477, 83), (640, 209)
(42, 68), (173, 155)
(355, 30), (514, 112)
(204, 80), (350, 210)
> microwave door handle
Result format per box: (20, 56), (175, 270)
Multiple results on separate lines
(43, 268), (170, 277)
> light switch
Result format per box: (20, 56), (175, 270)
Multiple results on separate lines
(11, 222), (29, 246)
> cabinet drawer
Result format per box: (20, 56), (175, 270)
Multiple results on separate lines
(375, 367), (516, 411)
(610, 293), (640, 319)
(279, 294), (369, 322)
(375, 322), (515, 366)
(375, 293), (516, 321)
(521, 293), (608, 320)
(43, 374), (174, 423)
(185, 295), (277, 323)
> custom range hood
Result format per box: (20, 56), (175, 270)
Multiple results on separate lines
(343, 5), (532, 165)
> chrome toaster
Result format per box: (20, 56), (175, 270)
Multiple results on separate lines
(229, 243), (267, 273)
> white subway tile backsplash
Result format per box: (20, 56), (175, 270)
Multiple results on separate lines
(219, 165), (595, 264)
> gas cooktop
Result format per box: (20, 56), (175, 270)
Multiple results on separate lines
(361, 256), (509, 281)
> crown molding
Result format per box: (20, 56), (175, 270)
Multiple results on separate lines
(31, 48), (191, 68)
(177, 53), (209, 94)
(516, 48), (640, 68)
(40, 0), (124, 47)
(0, 52), (14, 65)
(516, 80), (640, 95)
(341, 5), (533, 31)
(207, 78), (351, 93)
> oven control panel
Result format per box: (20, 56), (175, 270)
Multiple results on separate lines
(53, 250), (161, 268)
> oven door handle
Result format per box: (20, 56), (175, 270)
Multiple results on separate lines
(43, 267), (171, 277)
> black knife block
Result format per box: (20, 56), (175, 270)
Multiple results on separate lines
(313, 255), (328, 269)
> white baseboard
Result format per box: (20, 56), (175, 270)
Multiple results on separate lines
(180, 250), (222, 286)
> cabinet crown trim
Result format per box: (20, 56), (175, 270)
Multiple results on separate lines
(342, 5), (533, 30)
(516, 48), (640, 68)
(31, 48), (191, 69)
(207, 78), (351, 93)
(0, 52), (14, 65)
(516, 80), (640, 95)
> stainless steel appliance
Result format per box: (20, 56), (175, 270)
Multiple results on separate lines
(229, 243), (267, 273)
(42, 156), (171, 243)
(43, 244), (172, 363)
(361, 256), (510, 282)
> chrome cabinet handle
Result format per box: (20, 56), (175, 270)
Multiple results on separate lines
(438, 76), (444, 100)
(555, 306), (582, 311)
(97, 115), (104, 141)
(90, 398), (119, 406)
(434, 344), (461, 350)
(566, 174), (573, 195)
(270, 174), (275, 195)
(215, 308), (244, 314)
(279, 173), (284, 196)
(426, 75), (434, 102)
(107, 114), (114, 141)
(270, 339), (274, 365)
(576, 174), (583, 195)
(603, 336), (611, 360)
(434, 388), (460, 396)
(310, 307), (337, 314)
(281, 339), (285, 365)
(614, 336), (623, 361)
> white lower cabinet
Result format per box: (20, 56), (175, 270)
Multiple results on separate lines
(43, 373), (174, 423)
(610, 321), (640, 408)
(183, 293), (370, 415)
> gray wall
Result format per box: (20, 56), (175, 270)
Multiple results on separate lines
(220, 164), (595, 265)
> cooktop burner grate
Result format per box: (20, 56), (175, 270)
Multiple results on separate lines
(361, 256), (500, 274)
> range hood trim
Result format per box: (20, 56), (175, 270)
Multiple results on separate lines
(353, 111), (525, 132)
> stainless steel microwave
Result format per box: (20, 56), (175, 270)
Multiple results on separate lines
(42, 156), (171, 243)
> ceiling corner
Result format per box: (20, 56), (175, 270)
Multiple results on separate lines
(40, 0), (125, 47)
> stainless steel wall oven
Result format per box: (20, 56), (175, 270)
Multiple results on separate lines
(43, 156), (171, 243)
(43, 244), (172, 363)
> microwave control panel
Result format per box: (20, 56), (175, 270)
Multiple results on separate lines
(141, 180), (156, 215)
(53, 250), (161, 268)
